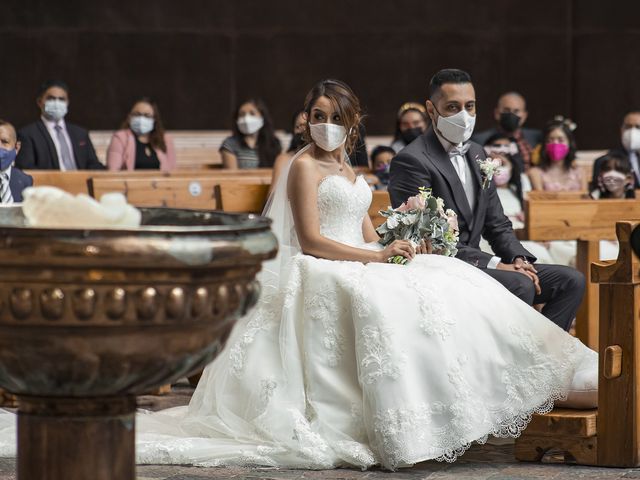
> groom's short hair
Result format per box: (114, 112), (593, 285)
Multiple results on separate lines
(429, 69), (472, 100)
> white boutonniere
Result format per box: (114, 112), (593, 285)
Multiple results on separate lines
(476, 156), (502, 189)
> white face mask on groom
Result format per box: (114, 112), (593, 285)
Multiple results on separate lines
(432, 106), (476, 145)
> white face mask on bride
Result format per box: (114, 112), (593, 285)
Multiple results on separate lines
(309, 122), (347, 152)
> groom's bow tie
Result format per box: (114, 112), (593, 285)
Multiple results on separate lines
(447, 143), (471, 157)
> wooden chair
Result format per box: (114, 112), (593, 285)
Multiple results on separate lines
(516, 221), (640, 467)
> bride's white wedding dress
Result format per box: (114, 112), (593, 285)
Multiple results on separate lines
(132, 170), (596, 470)
(0, 152), (597, 471)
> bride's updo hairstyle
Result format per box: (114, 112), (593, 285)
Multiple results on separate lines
(302, 79), (362, 155)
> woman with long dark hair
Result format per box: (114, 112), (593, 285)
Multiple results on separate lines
(220, 98), (281, 169)
(106, 97), (176, 171)
(528, 118), (586, 191)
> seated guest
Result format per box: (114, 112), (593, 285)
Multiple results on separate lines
(286, 110), (308, 154)
(590, 153), (635, 199)
(16, 80), (104, 170)
(472, 91), (542, 171)
(0, 120), (33, 202)
(481, 135), (553, 264)
(483, 133), (531, 206)
(349, 123), (370, 168)
(270, 110), (307, 193)
(106, 98), (176, 171)
(591, 110), (640, 189)
(220, 98), (281, 169)
(370, 145), (395, 190)
(528, 118), (586, 191)
(590, 153), (633, 261)
(390, 102), (429, 153)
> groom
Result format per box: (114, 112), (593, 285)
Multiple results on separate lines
(388, 68), (584, 331)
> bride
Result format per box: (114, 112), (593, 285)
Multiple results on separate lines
(6, 80), (599, 471)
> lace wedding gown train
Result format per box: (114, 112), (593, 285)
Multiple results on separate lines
(0, 173), (597, 471)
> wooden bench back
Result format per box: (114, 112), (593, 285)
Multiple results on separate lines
(88, 177), (220, 209)
(368, 191), (391, 228)
(525, 197), (640, 241)
(215, 183), (271, 213)
(27, 169), (274, 197)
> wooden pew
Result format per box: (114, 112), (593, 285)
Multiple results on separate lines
(27, 169), (274, 197)
(368, 191), (392, 228)
(89, 176), (220, 209)
(215, 183), (271, 214)
(516, 221), (640, 467)
(523, 196), (640, 350)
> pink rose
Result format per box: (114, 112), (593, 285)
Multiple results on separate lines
(405, 194), (426, 211)
(396, 202), (411, 213)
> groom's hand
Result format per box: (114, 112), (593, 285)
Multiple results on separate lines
(513, 257), (538, 274)
(497, 261), (541, 295)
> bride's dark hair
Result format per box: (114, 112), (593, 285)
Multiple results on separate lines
(302, 79), (362, 155)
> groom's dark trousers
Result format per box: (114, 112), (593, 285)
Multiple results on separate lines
(388, 128), (585, 332)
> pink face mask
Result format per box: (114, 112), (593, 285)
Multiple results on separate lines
(545, 143), (569, 162)
(493, 166), (512, 186)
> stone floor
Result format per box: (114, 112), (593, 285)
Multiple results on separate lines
(2, 382), (638, 480)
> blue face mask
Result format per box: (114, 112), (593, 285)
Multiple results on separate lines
(0, 148), (16, 171)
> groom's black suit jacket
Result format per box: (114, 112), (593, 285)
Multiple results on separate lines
(388, 128), (535, 269)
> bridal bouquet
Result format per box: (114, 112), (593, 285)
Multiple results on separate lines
(376, 187), (459, 265)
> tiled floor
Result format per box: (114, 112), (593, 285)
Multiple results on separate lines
(2, 383), (638, 480)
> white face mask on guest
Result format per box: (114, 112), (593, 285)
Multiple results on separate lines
(130, 115), (155, 135)
(622, 127), (640, 152)
(435, 109), (476, 145)
(309, 122), (347, 152)
(237, 114), (264, 135)
(44, 99), (68, 122)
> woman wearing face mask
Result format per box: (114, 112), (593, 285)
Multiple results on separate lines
(106, 98), (176, 171)
(390, 102), (429, 153)
(220, 99), (281, 169)
(528, 119), (586, 191)
(590, 154), (635, 199)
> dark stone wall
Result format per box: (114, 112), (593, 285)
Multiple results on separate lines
(1, 0), (639, 148)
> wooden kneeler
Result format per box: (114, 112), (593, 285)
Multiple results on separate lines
(516, 220), (640, 466)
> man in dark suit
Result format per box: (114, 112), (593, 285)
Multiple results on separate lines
(591, 110), (640, 190)
(16, 80), (104, 171)
(0, 120), (33, 202)
(389, 68), (584, 331)
(472, 91), (542, 172)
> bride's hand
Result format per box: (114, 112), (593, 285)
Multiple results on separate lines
(378, 240), (415, 262)
(415, 239), (434, 255)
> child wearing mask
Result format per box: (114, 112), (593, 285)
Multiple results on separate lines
(480, 135), (553, 264)
(528, 118), (586, 191)
(370, 145), (395, 190)
(220, 99), (281, 169)
(590, 154), (636, 199)
(590, 154), (635, 261)
(0, 120), (33, 202)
